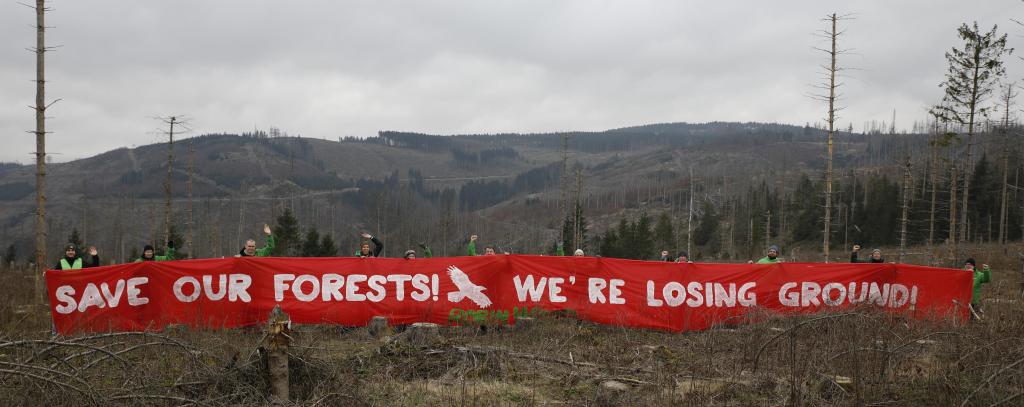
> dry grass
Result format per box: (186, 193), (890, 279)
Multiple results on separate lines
(1, 244), (1021, 406)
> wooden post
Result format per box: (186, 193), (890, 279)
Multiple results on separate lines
(266, 305), (291, 402)
(367, 316), (390, 339)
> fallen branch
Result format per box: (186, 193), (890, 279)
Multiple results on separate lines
(752, 312), (859, 373)
(960, 356), (1024, 407)
(0, 368), (100, 406)
(107, 393), (209, 406)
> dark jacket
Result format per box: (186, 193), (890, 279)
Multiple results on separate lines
(850, 251), (885, 263)
(355, 236), (383, 258)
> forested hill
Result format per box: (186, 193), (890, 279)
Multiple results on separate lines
(0, 121), (1015, 265)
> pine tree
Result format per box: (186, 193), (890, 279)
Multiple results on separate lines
(301, 227), (321, 257)
(162, 224), (187, 258)
(693, 201), (719, 248)
(3, 244), (15, 268)
(558, 202), (590, 252)
(272, 208), (301, 256)
(931, 22), (1011, 243)
(632, 212), (655, 260)
(67, 228), (83, 249)
(653, 212), (675, 254)
(319, 233), (338, 257)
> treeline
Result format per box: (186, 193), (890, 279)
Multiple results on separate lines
(372, 123), (834, 154)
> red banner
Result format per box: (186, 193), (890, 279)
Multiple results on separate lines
(46, 256), (972, 335)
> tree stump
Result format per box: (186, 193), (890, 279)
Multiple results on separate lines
(405, 322), (440, 346)
(368, 316), (390, 339)
(266, 305), (291, 403)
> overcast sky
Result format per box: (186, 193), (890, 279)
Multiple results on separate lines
(1, 1), (1022, 163)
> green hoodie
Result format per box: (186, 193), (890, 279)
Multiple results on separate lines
(971, 265), (991, 305)
(756, 256), (780, 264)
(134, 245), (175, 262)
(240, 234), (275, 257)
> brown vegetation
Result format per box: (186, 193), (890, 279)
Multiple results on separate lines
(0, 244), (1021, 406)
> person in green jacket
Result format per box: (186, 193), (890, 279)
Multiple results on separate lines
(965, 258), (991, 317)
(754, 245), (782, 264)
(135, 240), (175, 262)
(467, 234), (496, 256)
(403, 242), (432, 259)
(238, 224), (275, 257)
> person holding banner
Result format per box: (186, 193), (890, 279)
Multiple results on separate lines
(355, 232), (383, 258)
(676, 251), (692, 263)
(135, 241), (175, 262)
(753, 245), (782, 264)
(53, 243), (100, 270)
(238, 224), (275, 257)
(850, 245), (885, 263)
(467, 234), (496, 256)
(404, 242), (432, 259)
(965, 258), (991, 318)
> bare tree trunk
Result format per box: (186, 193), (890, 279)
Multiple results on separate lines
(899, 157), (911, 263)
(822, 13), (840, 263)
(949, 157), (958, 262)
(928, 127), (939, 251)
(999, 83), (1015, 245)
(163, 116), (177, 244)
(573, 168), (583, 250)
(960, 72), (981, 244)
(687, 166), (694, 256)
(186, 141), (195, 258)
(32, 0), (50, 304)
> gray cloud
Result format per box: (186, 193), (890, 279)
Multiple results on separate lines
(1, 0), (1021, 163)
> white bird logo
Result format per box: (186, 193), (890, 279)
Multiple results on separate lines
(446, 265), (492, 308)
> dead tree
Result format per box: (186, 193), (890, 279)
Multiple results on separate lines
(186, 140), (195, 258)
(687, 166), (694, 256)
(812, 13), (850, 262)
(159, 116), (179, 245)
(29, 0), (59, 303)
(927, 121), (939, 252)
(559, 133), (571, 243)
(573, 168), (583, 250)
(998, 83), (1016, 245)
(898, 157), (912, 263)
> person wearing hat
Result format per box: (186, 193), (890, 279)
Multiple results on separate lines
(660, 250), (672, 262)
(354, 232), (383, 258)
(754, 245), (782, 264)
(238, 224), (275, 257)
(964, 258), (992, 317)
(403, 242), (432, 259)
(850, 245), (885, 263)
(134, 240), (176, 262)
(52, 243), (100, 270)
(573, 249), (585, 257)
(675, 251), (692, 263)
